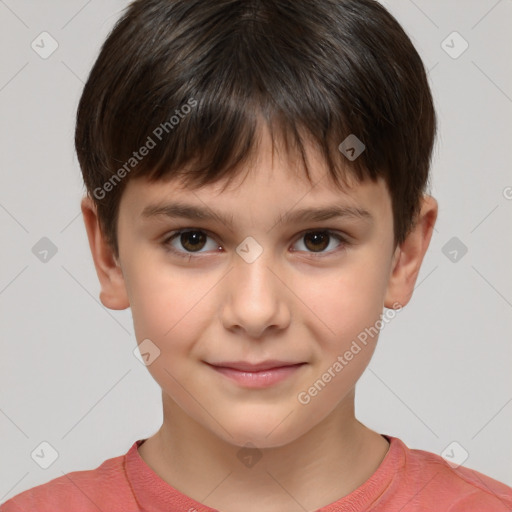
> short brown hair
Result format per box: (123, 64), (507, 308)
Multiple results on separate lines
(75, 0), (436, 259)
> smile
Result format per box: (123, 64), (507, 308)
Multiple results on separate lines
(205, 361), (306, 389)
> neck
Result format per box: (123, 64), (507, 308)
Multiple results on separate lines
(138, 390), (390, 512)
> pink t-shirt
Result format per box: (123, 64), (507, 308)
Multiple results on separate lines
(2, 435), (511, 511)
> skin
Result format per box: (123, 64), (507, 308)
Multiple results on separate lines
(82, 126), (437, 512)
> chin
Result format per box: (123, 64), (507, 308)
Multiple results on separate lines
(215, 413), (311, 450)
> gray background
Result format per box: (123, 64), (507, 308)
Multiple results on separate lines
(1, 0), (511, 503)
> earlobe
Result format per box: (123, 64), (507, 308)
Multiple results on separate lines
(384, 195), (438, 309)
(81, 196), (130, 310)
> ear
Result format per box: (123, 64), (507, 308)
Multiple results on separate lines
(384, 195), (438, 308)
(81, 196), (130, 310)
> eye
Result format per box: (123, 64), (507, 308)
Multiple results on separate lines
(291, 230), (347, 256)
(163, 228), (349, 259)
(163, 229), (220, 257)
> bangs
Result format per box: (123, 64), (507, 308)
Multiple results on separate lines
(118, 96), (370, 193)
(102, 72), (374, 198)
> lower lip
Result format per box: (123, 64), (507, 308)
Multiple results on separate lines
(208, 364), (305, 388)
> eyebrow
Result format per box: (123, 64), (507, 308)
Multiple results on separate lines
(141, 201), (373, 230)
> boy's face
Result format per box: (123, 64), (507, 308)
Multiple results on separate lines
(84, 128), (435, 448)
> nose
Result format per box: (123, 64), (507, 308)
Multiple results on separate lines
(220, 251), (291, 339)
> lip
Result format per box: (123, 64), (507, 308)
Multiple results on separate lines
(206, 361), (306, 388)
(208, 360), (304, 372)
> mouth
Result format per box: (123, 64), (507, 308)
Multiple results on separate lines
(205, 360), (307, 389)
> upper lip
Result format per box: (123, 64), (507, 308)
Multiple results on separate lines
(206, 360), (305, 372)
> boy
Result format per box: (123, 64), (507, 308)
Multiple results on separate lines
(2, 0), (512, 510)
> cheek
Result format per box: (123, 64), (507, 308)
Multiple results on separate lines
(292, 263), (386, 415)
(126, 263), (217, 352)
(298, 257), (388, 351)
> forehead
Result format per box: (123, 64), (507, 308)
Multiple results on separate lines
(120, 172), (390, 235)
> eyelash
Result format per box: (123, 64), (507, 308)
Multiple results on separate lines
(161, 228), (350, 260)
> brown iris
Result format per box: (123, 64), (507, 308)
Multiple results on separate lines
(179, 231), (207, 252)
(303, 231), (330, 252)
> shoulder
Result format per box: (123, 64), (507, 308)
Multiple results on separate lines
(389, 437), (512, 511)
(0, 449), (136, 512)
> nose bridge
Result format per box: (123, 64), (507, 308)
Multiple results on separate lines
(234, 249), (277, 299)
(222, 240), (289, 337)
